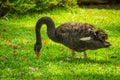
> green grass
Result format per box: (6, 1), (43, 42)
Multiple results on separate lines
(0, 7), (120, 80)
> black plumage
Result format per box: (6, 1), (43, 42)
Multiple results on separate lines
(34, 16), (111, 59)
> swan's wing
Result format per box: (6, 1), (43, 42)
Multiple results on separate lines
(56, 22), (96, 40)
(55, 22), (97, 49)
(55, 22), (110, 51)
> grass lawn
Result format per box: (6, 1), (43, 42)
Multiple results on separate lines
(0, 7), (120, 80)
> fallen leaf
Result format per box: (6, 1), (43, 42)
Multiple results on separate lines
(28, 66), (39, 71)
(21, 58), (26, 62)
(29, 66), (35, 71)
(117, 64), (120, 68)
(0, 57), (4, 60)
(42, 40), (48, 44)
(6, 40), (12, 46)
(31, 28), (35, 31)
(36, 67), (39, 71)
(20, 46), (25, 49)
(1, 36), (6, 39)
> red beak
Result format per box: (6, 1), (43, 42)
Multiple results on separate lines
(36, 50), (40, 57)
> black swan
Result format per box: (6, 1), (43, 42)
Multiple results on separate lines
(34, 16), (111, 60)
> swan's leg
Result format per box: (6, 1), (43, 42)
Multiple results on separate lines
(64, 49), (75, 61)
(83, 51), (87, 58)
(64, 49), (82, 61)
(72, 50), (75, 60)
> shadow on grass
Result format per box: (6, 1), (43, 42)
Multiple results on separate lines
(39, 73), (120, 80)
(1, 66), (120, 80)
(45, 56), (113, 65)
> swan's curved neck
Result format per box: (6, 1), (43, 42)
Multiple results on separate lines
(35, 17), (58, 44)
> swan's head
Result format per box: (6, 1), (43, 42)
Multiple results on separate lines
(34, 43), (42, 57)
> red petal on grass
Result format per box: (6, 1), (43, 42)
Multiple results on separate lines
(13, 45), (17, 49)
